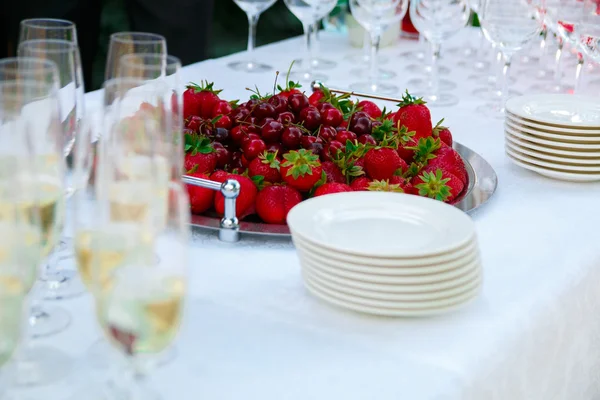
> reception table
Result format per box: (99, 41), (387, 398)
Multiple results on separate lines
(26, 29), (600, 399)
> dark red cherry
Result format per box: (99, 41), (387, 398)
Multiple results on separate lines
(241, 133), (261, 147)
(231, 108), (250, 124)
(335, 130), (357, 143)
(200, 124), (213, 137)
(242, 139), (267, 161)
(229, 152), (244, 171)
(298, 106), (322, 131)
(308, 142), (324, 156)
(277, 111), (296, 125)
(321, 140), (344, 162)
(253, 102), (276, 120)
(288, 93), (309, 114)
(318, 125), (337, 142)
(301, 135), (318, 149)
(261, 120), (284, 143)
(186, 116), (202, 132)
(317, 102), (335, 113)
(349, 116), (372, 136)
(266, 143), (284, 154)
(358, 134), (377, 145)
(260, 117), (275, 127)
(215, 115), (232, 130)
(281, 126), (303, 149)
(215, 146), (232, 168)
(268, 94), (289, 114)
(350, 111), (370, 125)
(214, 128), (229, 143)
(322, 108), (344, 127)
(230, 125), (249, 145)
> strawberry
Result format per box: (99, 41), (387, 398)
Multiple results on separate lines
(364, 148), (407, 180)
(428, 146), (467, 186)
(280, 149), (323, 192)
(255, 185), (302, 224)
(308, 90), (325, 106)
(358, 100), (382, 119)
(367, 177), (416, 194)
(433, 119), (453, 147)
(413, 168), (464, 203)
(321, 161), (345, 183)
(213, 173), (258, 218)
(183, 81), (222, 120)
(350, 177), (371, 191)
(186, 172), (215, 214)
(277, 66), (302, 99)
(393, 91), (432, 141)
(248, 151), (281, 183)
(313, 182), (353, 197)
(184, 134), (217, 175)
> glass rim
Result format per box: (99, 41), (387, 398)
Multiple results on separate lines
(118, 54), (182, 73)
(109, 32), (166, 45)
(18, 39), (79, 54)
(20, 18), (76, 30)
(0, 57), (59, 71)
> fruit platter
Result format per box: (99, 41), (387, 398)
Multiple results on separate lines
(181, 76), (497, 238)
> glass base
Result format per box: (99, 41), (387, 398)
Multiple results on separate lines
(406, 78), (456, 92)
(446, 46), (477, 57)
(469, 74), (517, 86)
(12, 345), (73, 387)
(529, 82), (574, 94)
(86, 338), (177, 371)
(227, 60), (272, 73)
(405, 63), (450, 76)
(344, 54), (389, 64)
(534, 68), (555, 81)
(412, 92), (459, 107)
(43, 256), (86, 300)
(30, 305), (71, 338)
(293, 58), (337, 70)
(399, 50), (425, 60)
(349, 81), (399, 95)
(472, 87), (522, 101)
(349, 67), (396, 80)
(476, 102), (505, 119)
(288, 70), (328, 83)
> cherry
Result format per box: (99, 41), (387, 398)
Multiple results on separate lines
(322, 108), (344, 127)
(301, 135), (318, 149)
(288, 93), (309, 114)
(231, 108), (250, 124)
(321, 140), (344, 161)
(214, 145), (232, 168)
(318, 125), (337, 142)
(358, 134), (377, 145)
(253, 102), (276, 120)
(261, 117), (275, 127)
(349, 116), (372, 136)
(350, 111), (370, 124)
(299, 106), (322, 131)
(371, 120), (382, 130)
(308, 142), (324, 156)
(241, 153), (250, 168)
(230, 125), (249, 145)
(243, 139), (266, 161)
(268, 94), (289, 114)
(247, 117), (258, 128)
(230, 152), (244, 171)
(335, 130), (357, 143)
(243, 99), (259, 110)
(200, 124), (213, 137)
(214, 127), (229, 143)
(261, 120), (284, 143)
(212, 100), (233, 117)
(266, 143), (284, 154)
(186, 116), (202, 132)
(277, 111), (296, 125)
(215, 115), (232, 130)
(281, 126), (303, 149)
(317, 102), (335, 113)
(241, 133), (261, 147)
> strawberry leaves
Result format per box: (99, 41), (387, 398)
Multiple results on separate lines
(187, 80), (223, 95)
(367, 179), (405, 193)
(259, 151), (280, 169)
(281, 149), (320, 179)
(397, 90), (426, 107)
(184, 134), (215, 155)
(415, 169), (451, 202)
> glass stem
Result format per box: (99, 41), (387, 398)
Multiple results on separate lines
(539, 28), (548, 60)
(501, 53), (513, 112)
(494, 49), (503, 92)
(553, 37), (564, 86)
(575, 53), (585, 94)
(369, 32), (381, 90)
(246, 13), (260, 60)
(429, 42), (441, 98)
(362, 30), (370, 61)
(302, 23), (313, 78)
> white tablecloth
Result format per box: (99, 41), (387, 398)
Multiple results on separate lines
(28, 29), (600, 400)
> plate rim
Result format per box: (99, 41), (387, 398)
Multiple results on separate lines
(506, 111), (600, 134)
(505, 140), (600, 166)
(506, 152), (600, 181)
(505, 146), (600, 172)
(505, 94), (600, 128)
(505, 119), (600, 143)
(505, 125), (600, 150)
(504, 131), (600, 158)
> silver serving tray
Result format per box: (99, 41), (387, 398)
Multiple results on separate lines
(189, 142), (498, 238)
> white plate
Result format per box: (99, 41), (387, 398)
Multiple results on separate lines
(506, 112), (600, 135)
(292, 233), (478, 267)
(302, 259), (481, 293)
(303, 267), (482, 301)
(505, 119), (600, 143)
(505, 125), (600, 150)
(505, 140), (600, 166)
(506, 146), (600, 172)
(505, 94), (600, 128)
(505, 132), (600, 158)
(287, 192), (475, 259)
(506, 152), (600, 182)
(296, 245), (480, 276)
(303, 275), (480, 317)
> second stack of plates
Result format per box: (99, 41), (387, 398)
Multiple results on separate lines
(287, 192), (482, 317)
(504, 94), (600, 182)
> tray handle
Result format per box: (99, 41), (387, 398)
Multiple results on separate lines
(182, 175), (240, 242)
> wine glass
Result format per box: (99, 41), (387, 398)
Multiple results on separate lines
(94, 181), (189, 400)
(410, 0), (471, 106)
(19, 18), (77, 43)
(284, 0), (338, 82)
(0, 58), (59, 89)
(105, 32), (167, 81)
(295, 21), (338, 71)
(228, 0), (278, 72)
(478, 0), (544, 117)
(574, 0), (600, 93)
(349, 0), (409, 95)
(0, 79), (74, 386)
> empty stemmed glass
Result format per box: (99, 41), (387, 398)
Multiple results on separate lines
(478, 0), (544, 117)
(410, 0), (470, 106)
(19, 18), (78, 44)
(228, 0), (278, 73)
(574, 0), (600, 93)
(284, 0), (338, 82)
(295, 21), (338, 70)
(349, 0), (409, 95)
(105, 32), (167, 81)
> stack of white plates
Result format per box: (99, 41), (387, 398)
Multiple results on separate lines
(504, 94), (600, 182)
(286, 192), (482, 317)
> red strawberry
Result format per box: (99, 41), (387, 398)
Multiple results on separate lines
(428, 146), (467, 186)
(280, 149), (323, 192)
(313, 182), (353, 197)
(350, 177), (372, 191)
(277, 74), (302, 99)
(186, 172), (215, 214)
(255, 185), (302, 224)
(321, 161), (345, 183)
(433, 119), (453, 147)
(413, 168), (464, 203)
(183, 81), (222, 120)
(248, 151), (281, 183)
(367, 177), (416, 194)
(358, 100), (382, 119)
(184, 134), (217, 174)
(308, 90), (325, 106)
(399, 137), (442, 169)
(393, 91), (432, 141)
(213, 173), (258, 218)
(364, 148), (408, 180)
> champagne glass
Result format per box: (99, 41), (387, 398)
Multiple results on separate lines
(0, 58), (59, 87)
(284, 0), (338, 82)
(105, 32), (167, 81)
(228, 0), (278, 72)
(18, 39), (87, 300)
(478, 0), (544, 117)
(0, 79), (73, 386)
(410, 0), (471, 106)
(349, 0), (409, 95)
(95, 181), (189, 400)
(19, 18), (77, 43)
